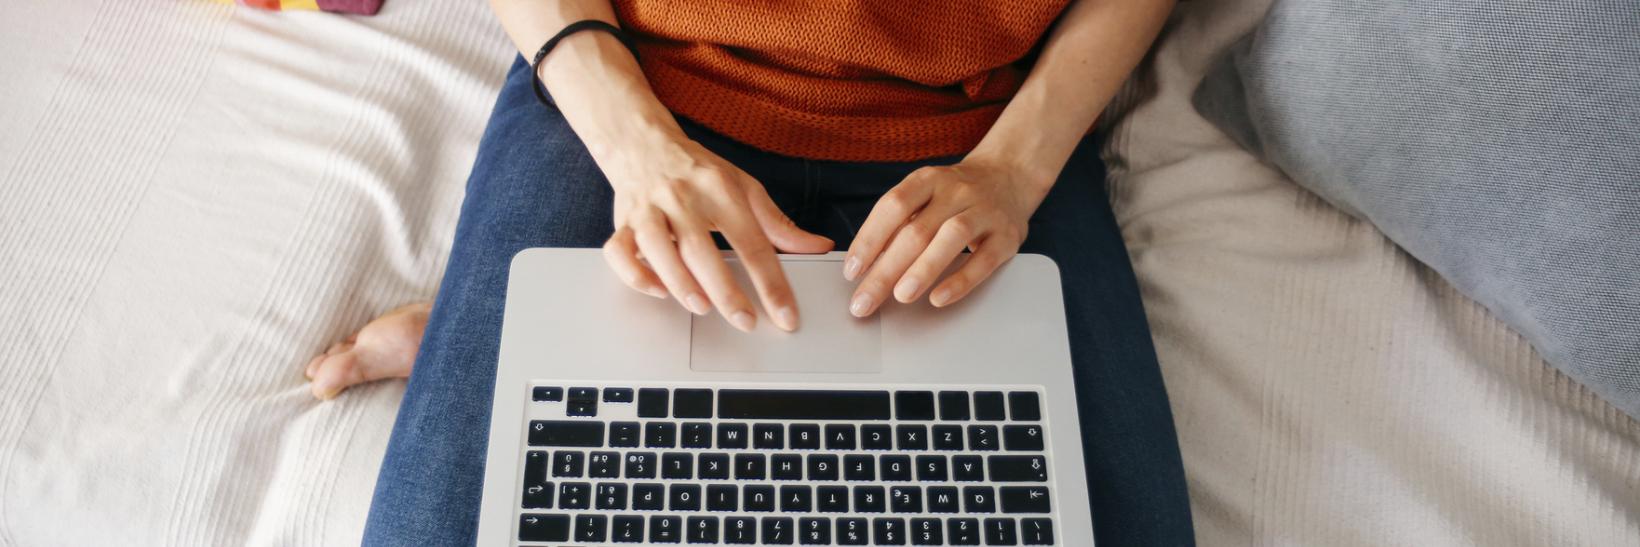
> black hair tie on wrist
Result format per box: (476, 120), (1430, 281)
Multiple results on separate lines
(530, 20), (641, 109)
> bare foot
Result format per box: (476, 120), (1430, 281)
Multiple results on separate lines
(305, 302), (432, 400)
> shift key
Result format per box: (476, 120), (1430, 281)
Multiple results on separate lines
(528, 420), (605, 447)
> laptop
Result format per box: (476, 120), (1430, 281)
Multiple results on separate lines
(476, 248), (1092, 545)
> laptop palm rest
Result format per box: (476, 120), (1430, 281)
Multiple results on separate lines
(689, 260), (883, 373)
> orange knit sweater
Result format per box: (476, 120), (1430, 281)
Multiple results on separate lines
(612, 1), (1071, 162)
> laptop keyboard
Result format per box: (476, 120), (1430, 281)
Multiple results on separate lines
(516, 385), (1057, 545)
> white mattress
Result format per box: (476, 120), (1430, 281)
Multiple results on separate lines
(0, 0), (1634, 546)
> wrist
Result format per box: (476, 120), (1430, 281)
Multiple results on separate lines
(962, 144), (1060, 196)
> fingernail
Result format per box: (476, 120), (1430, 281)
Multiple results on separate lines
(686, 294), (710, 315)
(930, 287), (953, 307)
(644, 286), (668, 299)
(776, 306), (799, 332)
(894, 279), (920, 303)
(849, 293), (874, 317)
(843, 256), (861, 281)
(730, 310), (757, 332)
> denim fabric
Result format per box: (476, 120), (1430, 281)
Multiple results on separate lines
(363, 57), (1194, 546)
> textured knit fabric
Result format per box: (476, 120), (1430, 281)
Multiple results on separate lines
(611, 0), (1070, 162)
(1194, 0), (1640, 418)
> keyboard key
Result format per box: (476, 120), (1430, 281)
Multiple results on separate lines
(670, 483), (702, 511)
(807, 454), (839, 481)
(916, 455), (948, 481)
(825, 424), (856, 450)
(861, 424), (894, 450)
(724, 516), (757, 544)
(610, 421), (641, 447)
(567, 400), (598, 417)
(761, 516), (794, 545)
(953, 455), (985, 482)
(681, 422), (713, 448)
(895, 391), (935, 420)
(874, 517), (908, 545)
(974, 391), (1007, 421)
(1003, 424), (1045, 451)
(985, 517), (1019, 545)
(817, 486), (850, 512)
(896, 425), (927, 450)
(625, 452), (657, 479)
(521, 481), (553, 509)
(552, 450), (584, 477)
(967, 425), (999, 451)
(911, 517), (944, 545)
(938, 390), (970, 420)
(528, 420), (604, 447)
(843, 455), (875, 481)
(662, 452), (693, 479)
(744, 485), (776, 512)
(522, 450), (552, 508)
(699, 452), (731, 479)
(1008, 391), (1041, 421)
(575, 513), (608, 543)
(890, 486), (923, 513)
(717, 389), (892, 420)
(799, 517), (831, 545)
(853, 485), (885, 513)
(836, 517), (870, 545)
(531, 386), (562, 402)
(717, 423), (749, 449)
(880, 455), (912, 481)
(735, 453), (766, 480)
(754, 423), (784, 449)
(568, 387), (598, 402)
(932, 425), (964, 451)
(947, 517), (981, 545)
(963, 486), (996, 513)
(646, 422), (678, 448)
(650, 515), (682, 543)
(612, 514), (644, 543)
(589, 451), (620, 478)
(989, 455), (1049, 482)
(633, 483), (665, 511)
(1001, 486), (1051, 513)
(1021, 518), (1055, 545)
(789, 423), (821, 449)
(688, 516), (720, 544)
(637, 388), (669, 418)
(518, 513), (569, 542)
(772, 454), (804, 480)
(674, 388), (714, 418)
(596, 483), (628, 510)
(603, 387), (634, 402)
(559, 482), (591, 509)
(780, 485), (812, 512)
(927, 486), (960, 513)
(707, 484), (738, 512)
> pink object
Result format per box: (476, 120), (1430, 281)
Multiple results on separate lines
(315, 0), (384, 15)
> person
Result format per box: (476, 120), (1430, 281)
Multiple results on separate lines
(316, 0), (1192, 544)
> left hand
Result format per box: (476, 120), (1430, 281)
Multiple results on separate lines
(844, 159), (1053, 317)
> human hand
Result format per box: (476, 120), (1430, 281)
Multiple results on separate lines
(597, 129), (834, 332)
(843, 159), (1053, 317)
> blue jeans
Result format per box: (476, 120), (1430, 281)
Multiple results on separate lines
(363, 58), (1194, 546)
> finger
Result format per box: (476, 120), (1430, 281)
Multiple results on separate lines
(674, 222), (759, 332)
(928, 236), (1019, 307)
(894, 212), (985, 303)
(849, 209), (952, 317)
(745, 183), (834, 254)
(845, 171), (936, 281)
(602, 227), (668, 299)
(632, 212), (712, 315)
(715, 203), (801, 332)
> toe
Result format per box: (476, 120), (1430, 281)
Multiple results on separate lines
(309, 351), (362, 401)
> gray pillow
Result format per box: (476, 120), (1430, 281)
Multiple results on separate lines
(1195, 0), (1640, 417)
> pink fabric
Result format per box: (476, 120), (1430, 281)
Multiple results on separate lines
(315, 0), (383, 15)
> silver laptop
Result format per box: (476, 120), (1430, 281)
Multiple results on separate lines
(476, 248), (1092, 546)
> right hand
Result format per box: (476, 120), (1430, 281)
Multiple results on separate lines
(597, 129), (834, 332)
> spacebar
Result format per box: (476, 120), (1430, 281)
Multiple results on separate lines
(717, 389), (892, 420)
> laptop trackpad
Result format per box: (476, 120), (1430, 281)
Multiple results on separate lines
(690, 260), (883, 374)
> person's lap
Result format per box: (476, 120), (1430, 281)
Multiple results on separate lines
(363, 58), (1193, 545)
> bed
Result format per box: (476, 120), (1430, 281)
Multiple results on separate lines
(1, 0), (1634, 545)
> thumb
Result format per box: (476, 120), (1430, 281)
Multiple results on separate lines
(747, 187), (834, 254)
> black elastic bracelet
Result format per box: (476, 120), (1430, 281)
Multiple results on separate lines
(530, 20), (641, 108)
